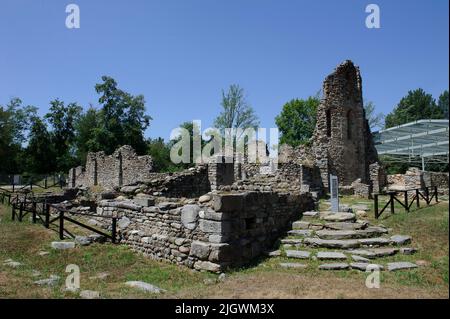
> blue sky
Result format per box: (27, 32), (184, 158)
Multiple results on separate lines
(1, 0), (448, 140)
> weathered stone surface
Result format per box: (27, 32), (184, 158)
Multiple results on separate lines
(51, 242), (75, 250)
(75, 236), (92, 246)
(387, 262), (418, 271)
(287, 229), (313, 237)
(390, 235), (412, 245)
(199, 194), (212, 203)
(322, 213), (356, 222)
(213, 194), (243, 212)
(347, 247), (397, 258)
(302, 211), (319, 219)
(120, 185), (140, 194)
(351, 254), (371, 262)
(303, 238), (360, 249)
(267, 250), (281, 257)
(193, 261), (221, 272)
(199, 219), (232, 234)
(89, 234), (106, 243)
(324, 222), (366, 230)
(358, 238), (391, 246)
(89, 272), (109, 280)
(280, 263), (307, 269)
(317, 252), (347, 260)
(316, 230), (359, 240)
(80, 290), (100, 299)
(285, 250), (311, 259)
(292, 221), (310, 229)
(181, 204), (200, 230)
(4, 261), (23, 268)
(38, 251), (49, 256)
(117, 216), (131, 230)
(189, 241), (210, 259)
(400, 247), (417, 255)
(318, 263), (349, 270)
(125, 281), (165, 293)
(34, 275), (60, 286)
(132, 197), (155, 207)
(350, 263), (383, 271)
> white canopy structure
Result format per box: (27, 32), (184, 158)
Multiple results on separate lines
(373, 119), (449, 170)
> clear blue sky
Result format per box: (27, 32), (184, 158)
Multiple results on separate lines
(1, 0), (448, 140)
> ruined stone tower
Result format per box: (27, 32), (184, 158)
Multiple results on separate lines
(312, 60), (378, 188)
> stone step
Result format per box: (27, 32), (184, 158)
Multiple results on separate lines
(321, 213), (356, 223)
(279, 263), (307, 269)
(390, 235), (412, 245)
(387, 262), (418, 271)
(281, 238), (303, 245)
(287, 229), (314, 237)
(324, 222), (367, 231)
(285, 250), (311, 259)
(315, 227), (388, 240)
(351, 255), (371, 262)
(301, 211), (320, 220)
(358, 237), (391, 247)
(346, 248), (398, 258)
(350, 263), (384, 271)
(318, 263), (349, 270)
(316, 251), (347, 260)
(303, 238), (360, 249)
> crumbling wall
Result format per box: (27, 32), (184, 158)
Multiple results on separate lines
(120, 166), (211, 198)
(388, 168), (449, 195)
(311, 60), (378, 187)
(68, 145), (153, 189)
(95, 191), (314, 272)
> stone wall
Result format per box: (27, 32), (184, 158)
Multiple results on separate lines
(388, 168), (449, 195)
(68, 145), (153, 189)
(120, 166), (211, 198)
(311, 60), (378, 188)
(94, 190), (314, 272)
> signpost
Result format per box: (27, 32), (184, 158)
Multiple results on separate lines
(330, 174), (339, 213)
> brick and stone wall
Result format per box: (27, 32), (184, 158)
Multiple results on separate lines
(68, 145), (153, 189)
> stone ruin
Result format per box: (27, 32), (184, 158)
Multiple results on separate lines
(279, 60), (385, 196)
(64, 60), (438, 272)
(68, 145), (154, 189)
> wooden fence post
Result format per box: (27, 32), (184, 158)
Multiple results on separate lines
(45, 202), (50, 228)
(374, 194), (379, 219)
(32, 202), (37, 224)
(404, 191), (409, 212)
(416, 189), (420, 208)
(59, 211), (64, 240)
(112, 218), (117, 244)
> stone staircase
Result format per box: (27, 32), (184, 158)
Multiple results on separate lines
(269, 208), (419, 272)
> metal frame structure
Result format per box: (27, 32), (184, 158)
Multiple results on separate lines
(373, 119), (449, 170)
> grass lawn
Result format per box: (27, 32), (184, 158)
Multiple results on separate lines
(0, 196), (448, 299)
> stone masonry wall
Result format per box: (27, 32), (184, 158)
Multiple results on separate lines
(95, 190), (314, 272)
(68, 145), (153, 189)
(311, 60), (378, 188)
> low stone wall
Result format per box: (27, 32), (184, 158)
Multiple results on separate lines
(120, 166), (211, 198)
(95, 190), (314, 272)
(387, 168), (449, 195)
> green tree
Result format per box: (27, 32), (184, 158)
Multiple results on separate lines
(275, 96), (319, 147)
(147, 137), (182, 172)
(213, 84), (259, 143)
(0, 98), (36, 173)
(384, 89), (444, 128)
(75, 106), (104, 163)
(438, 90), (449, 119)
(45, 99), (82, 171)
(364, 101), (384, 131)
(25, 116), (56, 174)
(94, 76), (152, 155)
